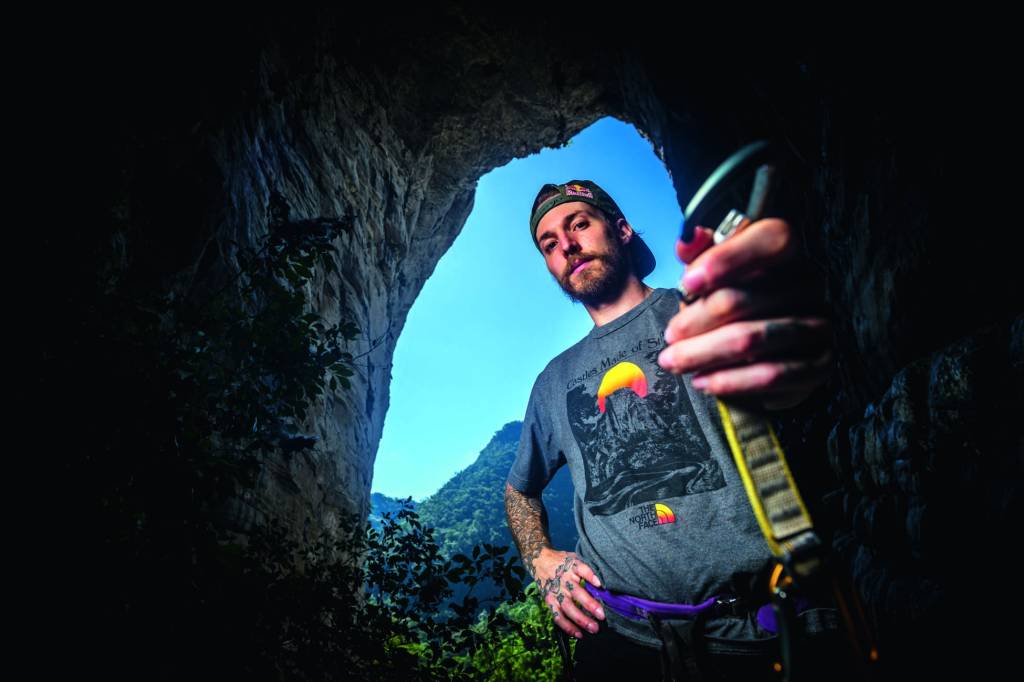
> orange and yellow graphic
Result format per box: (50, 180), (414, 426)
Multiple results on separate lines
(655, 503), (675, 524)
(597, 361), (648, 413)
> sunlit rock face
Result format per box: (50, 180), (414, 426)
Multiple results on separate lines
(70, 8), (1017, 676)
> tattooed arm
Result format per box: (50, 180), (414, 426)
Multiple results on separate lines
(504, 480), (554, 576)
(504, 482), (606, 639)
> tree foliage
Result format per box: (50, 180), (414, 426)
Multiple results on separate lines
(223, 496), (567, 680)
(56, 189), (567, 679)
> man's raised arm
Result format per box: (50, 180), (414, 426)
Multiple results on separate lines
(504, 481), (607, 639)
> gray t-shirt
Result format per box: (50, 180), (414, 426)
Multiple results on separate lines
(507, 287), (778, 649)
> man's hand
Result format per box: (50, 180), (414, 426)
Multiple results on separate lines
(657, 218), (833, 410)
(533, 548), (606, 639)
(503, 484), (605, 638)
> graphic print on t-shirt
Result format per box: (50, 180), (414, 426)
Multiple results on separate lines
(566, 346), (726, 516)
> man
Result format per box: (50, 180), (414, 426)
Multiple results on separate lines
(504, 180), (835, 680)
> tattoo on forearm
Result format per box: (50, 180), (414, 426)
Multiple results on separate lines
(504, 483), (553, 580)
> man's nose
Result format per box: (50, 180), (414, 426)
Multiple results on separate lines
(557, 231), (580, 254)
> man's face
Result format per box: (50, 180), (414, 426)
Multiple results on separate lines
(534, 201), (634, 306)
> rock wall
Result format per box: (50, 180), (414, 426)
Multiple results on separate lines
(60, 9), (1019, 676)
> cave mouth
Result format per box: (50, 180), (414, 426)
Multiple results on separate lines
(372, 115), (685, 505)
(41, 16), (1020, 677)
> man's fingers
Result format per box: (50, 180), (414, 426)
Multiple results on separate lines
(558, 594), (601, 636)
(659, 317), (832, 375)
(546, 594), (576, 637)
(546, 592), (591, 639)
(681, 218), (798, 299)
(539, 554), (607, 638)
(565, 574), (606, 620)
(569, 559), (603, 589)
(676, 226), (715, 264)
(690, 347), (835, 397)
(665, 285), (824, 343)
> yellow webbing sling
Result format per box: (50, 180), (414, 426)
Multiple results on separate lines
(711, 395), (880, 681)
(715, 398), (822, 580)
(677, 139), (880, 679)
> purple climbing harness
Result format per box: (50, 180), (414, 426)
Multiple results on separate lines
(581, 580), (810, 635)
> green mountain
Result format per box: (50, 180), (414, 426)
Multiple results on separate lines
(371, 422), (578, 573)
(415, 421), (578, 566)
(370, 422), (579, 619)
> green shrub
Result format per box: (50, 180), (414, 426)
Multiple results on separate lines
(64, 189), (566, 680)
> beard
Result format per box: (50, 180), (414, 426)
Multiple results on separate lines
(554, 238), (634, 307)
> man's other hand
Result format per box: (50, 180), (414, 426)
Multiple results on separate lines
(534, 548), (606, 639)
(657, 219), (833, 410)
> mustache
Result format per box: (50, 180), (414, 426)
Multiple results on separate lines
(565, 254), (606, 278)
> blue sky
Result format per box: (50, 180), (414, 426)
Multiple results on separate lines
(371, 116), (692, 501)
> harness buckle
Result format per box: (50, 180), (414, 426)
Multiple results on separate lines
(713, 595), (743, 619)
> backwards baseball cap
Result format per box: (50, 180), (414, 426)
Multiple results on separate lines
(529, 180), (656, 279)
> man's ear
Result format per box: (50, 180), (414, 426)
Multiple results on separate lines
(617, 218), (634, 245)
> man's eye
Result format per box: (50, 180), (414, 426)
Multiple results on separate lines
(544, 242), (555, 252)
(574, 221), (588, 230)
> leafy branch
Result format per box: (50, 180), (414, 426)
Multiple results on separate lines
(76, 186), (564, 680)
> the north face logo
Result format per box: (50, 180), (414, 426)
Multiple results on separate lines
(629, 502), (676, 530)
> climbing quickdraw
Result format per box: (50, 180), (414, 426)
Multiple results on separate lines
(682, 140), (882, 681)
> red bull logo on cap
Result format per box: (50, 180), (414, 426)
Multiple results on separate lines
(564, 183), (594, 199)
